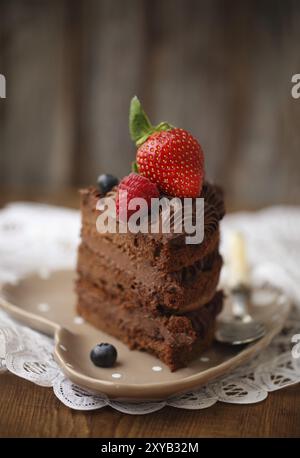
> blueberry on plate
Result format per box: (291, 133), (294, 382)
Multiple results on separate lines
(90, 343), (117, 367)
(97, 174), (119, 195)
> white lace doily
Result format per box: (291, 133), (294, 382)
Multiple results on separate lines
(0, 202), (299, 414)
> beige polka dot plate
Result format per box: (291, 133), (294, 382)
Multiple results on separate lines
(0, 270), (290, 400)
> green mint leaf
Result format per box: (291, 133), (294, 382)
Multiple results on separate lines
(129, 96), (175, 146)
(129, 96), (153, 145)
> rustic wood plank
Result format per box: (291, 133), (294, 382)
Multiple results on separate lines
(226, 0), (300, 207)
(0, 372), (299, 437)
(77, 0), (145, 184)
(1, 0), (300, 209)
(0, 0), (74, 190)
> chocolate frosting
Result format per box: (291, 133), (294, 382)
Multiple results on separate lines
(90, 181), (225, 242)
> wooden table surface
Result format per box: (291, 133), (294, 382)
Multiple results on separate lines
(0, 190), (299, 438)
(0, 373), (299, 438)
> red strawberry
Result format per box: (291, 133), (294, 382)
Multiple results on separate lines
(116, 173), (159, 221)
(129, 96), (204, 198)
(137, 128), (204, 197)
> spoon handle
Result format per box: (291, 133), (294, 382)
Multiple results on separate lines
(228, 231), (252, 320)
(231, 286), (251, 321)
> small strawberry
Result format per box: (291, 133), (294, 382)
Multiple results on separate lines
(116, 173), (159, 221)
(129, 96), (204, 198)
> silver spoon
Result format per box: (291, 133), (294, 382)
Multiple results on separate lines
(215, 284), (266, 344)
(215, 232), (266, 345)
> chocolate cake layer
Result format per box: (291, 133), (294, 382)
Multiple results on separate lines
(76, 180), (224, 369)
(80, 181), (224, 273)
(76, 277), (223, 371)
(77, 241), (222, 313)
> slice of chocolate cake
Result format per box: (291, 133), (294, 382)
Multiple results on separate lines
(76, 97), (225, 371)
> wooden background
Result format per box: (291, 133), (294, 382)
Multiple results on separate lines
(1, 0), (300, 209)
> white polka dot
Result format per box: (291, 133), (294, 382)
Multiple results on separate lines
(152, 366), (162, 372)
(59, 344), (67, 352)
(37, 303), (50, 313)
(111, 373), (122, 379)
(200, 356), (210, 362)
(73, 316), (84, 325)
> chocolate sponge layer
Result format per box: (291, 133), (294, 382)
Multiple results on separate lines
(79, 182), (225, 273)
(76, 276), (223, 372)
(77, 240), (222, 313)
